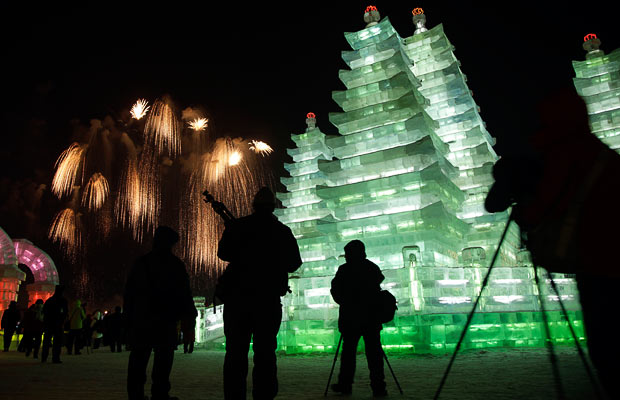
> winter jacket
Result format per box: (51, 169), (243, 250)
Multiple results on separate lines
(331, 258), (384, 334)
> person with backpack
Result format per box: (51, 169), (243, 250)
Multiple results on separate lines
(330, 240), (387, 397)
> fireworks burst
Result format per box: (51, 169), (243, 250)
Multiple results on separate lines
(130, 99), (150, 120)
(229, 150), (242, 166)
(48, 208), (81, 260)
(249, 140), (273, 156)
(114, 134), (143, 240)
(82, 173), (110, 210)
(179, 137), (273, 274)
(51, 143), (86, 198)
(144, 99), (181, 158)
(188, 117), (209, 132)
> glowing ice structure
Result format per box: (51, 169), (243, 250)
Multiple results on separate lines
(0, 228), (59, 321)
(573, 34), (620, 151)
(273, 12), (583, 354)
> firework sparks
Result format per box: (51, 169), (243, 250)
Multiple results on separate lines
(249, 140), (273, 156)
(179, 137), (274, 274)
(48, 208), (81, 260)
(144, 99), (181, 157)
(130, 99), (150, 120)
(51, 143), (86, 198)
(82, 172), (110, 210)
(229, 151), (242, 166)
(188, 117), (209, 132)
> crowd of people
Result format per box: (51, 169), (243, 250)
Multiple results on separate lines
(1, 290), (196, 364)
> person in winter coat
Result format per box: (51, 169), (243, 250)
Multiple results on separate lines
(21, 299), (44, 358)
(106, 306), (124, 352)
(181, 314), (195, 354)
(124, 226), (197, 400)
(41, 285), (68, 363)
(330, 240), (387, 397)
(217, 187), (302, 400)
(91, 310), (104, 349)
(66, 299), (86, 355)
(1, 301), (21, 352)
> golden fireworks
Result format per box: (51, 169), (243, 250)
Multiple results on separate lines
(48, 208), (81, 260)
(51, 143), (85, 198)
(144, 99), (181, 157)
(130, 99), (150, 120)
(249, 140), (273, 156)
(188, 117), (209, 132)
(82, 172), (110, 210)
(229, 150), (242, 166)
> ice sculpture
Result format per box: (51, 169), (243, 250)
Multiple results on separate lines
(13, 239), (59, 305)
(272, 9), (583, 354)
(573, 34), (620, 151)
(0, 227), (25, 317)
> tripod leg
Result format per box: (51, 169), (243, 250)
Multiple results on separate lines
(547, 272), (604, 400)
(382, 349), (403, 395)
(534, 267), (566, 400)
(324, 335), (343, 397)
(433, 214), (513, 400)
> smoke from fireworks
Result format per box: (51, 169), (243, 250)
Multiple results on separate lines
(130, 99), (150, 120)
(51, 143), (86, 198)
(249, 140), (273, 156)
(188, 118), (209, 132)
(144, 99), (181, 158)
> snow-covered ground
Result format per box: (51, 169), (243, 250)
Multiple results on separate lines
(0, 346), (600, 399)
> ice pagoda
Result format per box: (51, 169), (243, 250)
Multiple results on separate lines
(573, 34), (620, 151)
(273, 7), (583, 354)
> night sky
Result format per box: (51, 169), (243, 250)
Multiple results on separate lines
(1, 2), (619, 304)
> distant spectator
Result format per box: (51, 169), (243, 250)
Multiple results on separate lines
(66, 299), (86, 355)
(41, 286), (68, 363)
(2, 301), (21, 352)
(21, 299), (44, 358)
(106, 306), (124, 353)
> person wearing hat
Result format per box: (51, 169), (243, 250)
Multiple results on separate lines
(124, 226), (197, 400)
(217, 186), (302, 400)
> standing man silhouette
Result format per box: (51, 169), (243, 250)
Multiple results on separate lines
(41, 285), (68, 363)
(124, 226), (197, 400)
(330, 240), (387, 397)
(217, 187), (302, 400)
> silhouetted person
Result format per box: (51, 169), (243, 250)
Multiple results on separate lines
(106, 306), (124, 353)
(2, 301), (20, 351)
(124, 226), (197, 400)
(330, 240), (387, 397)
(486, 87), (620, 399)
(91, 310), (104, 349)
(21, 299), (44, 358)
(217, 187), (302, 400)
(41, 285), (68, 363)
(66, 299), (86, 355)
(181, 314), (195, 354)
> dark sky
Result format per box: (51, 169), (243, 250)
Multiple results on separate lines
(3, 2), (619, 179)
(1, 2), (619, 302)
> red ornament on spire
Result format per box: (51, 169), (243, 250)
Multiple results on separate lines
(584, 33), (597, 42)
(412, 7), (424, 15)
(365, 5), (378, 13)
(307, 112), (316, 119)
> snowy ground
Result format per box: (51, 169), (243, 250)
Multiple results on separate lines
(0, 345), (601, 399)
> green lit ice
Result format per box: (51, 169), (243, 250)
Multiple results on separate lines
(273, 12), (586, 354)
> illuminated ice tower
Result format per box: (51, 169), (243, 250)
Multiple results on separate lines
(274, 7), (583, 354)
(573, 34), (620, 151)
(401, 8), (520, 265)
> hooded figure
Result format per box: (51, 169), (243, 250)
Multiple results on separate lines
(330, 240), (387, 397)
(124, 225), (197, 400)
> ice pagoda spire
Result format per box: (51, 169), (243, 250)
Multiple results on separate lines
(305, 112), (317, 132)
(364, 5), (380, 27)
(412, 8), (428, 34)
(583, 33), (604, 59)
